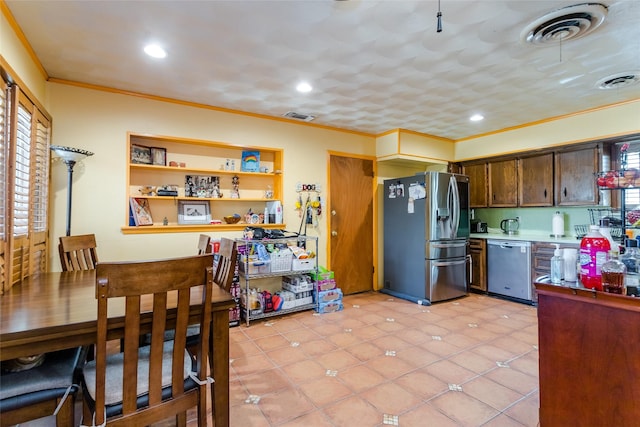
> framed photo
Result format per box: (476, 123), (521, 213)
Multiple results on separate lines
(131, 144), (152, 164)
(241, 150), (260, 172)
(178, 200), (211, 225)
(129, 197), (153, 226)
(151, 147), (167, 166)
(185, 175), (220, 198)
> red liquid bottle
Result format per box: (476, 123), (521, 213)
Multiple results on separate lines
(579, 225), (610, 291)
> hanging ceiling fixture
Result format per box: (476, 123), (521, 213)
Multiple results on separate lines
(436, 0), (442, 33)
(520, 3), (608, 46)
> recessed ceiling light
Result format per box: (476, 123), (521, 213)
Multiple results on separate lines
(144, 44), (167, 58)
(296, 82), (312, 93)
(470, 114), (484, 122)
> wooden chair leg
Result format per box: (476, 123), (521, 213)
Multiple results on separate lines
(176, 411), (187, 427)
(54, 395), (75, 427)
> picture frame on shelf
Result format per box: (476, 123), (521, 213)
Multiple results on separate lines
(185, 175), (221, 198)
(131, 144), (152, 164)
(130, 197), (153, 226)
(178, 200), (211, 225)
(151, 147), (167, 166)
(241, 150), (260, 172)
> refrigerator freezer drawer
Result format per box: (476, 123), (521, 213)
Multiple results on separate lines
(427, 257), (468, 302)
(427, 239), (468, 259)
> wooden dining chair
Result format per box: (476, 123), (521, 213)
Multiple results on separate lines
(59, 233), (99, 271)
(197, 234), (212, 255)
(214, 237), (238, 293)
(0, 347), (84, 427)
(79, 255), (215, 427)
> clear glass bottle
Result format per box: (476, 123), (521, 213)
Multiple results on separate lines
(621, 239), (639, 294)
(601, 249), (626, 294)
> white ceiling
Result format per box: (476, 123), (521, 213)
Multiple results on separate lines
(5, 0), (640, 140)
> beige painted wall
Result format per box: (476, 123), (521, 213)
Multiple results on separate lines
(46, 83), (376, 271)
(454, 101), (640, 161)
(0, 9), (47, 102)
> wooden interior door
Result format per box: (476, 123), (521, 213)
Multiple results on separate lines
(329, 154), (374, 295)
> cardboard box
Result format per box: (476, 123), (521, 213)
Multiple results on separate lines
(282, 279), (314, 293)
(316, 288), (342, 303)
(310, 266), (334, 281)
(316, 300), (343, 314)
(316, 279), (337, 291)
(296, 296), (314, 306)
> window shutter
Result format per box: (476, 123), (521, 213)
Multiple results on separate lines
(0, 75), (7, 292)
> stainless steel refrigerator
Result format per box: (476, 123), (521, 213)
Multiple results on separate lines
(382, 172), (470, 304)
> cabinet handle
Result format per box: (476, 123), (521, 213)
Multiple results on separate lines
(544, 189), (547, 198)
(564, 187), (567, 197)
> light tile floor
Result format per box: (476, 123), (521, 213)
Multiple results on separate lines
(223, 291), (540, 427)
(23, 291), (540, 427)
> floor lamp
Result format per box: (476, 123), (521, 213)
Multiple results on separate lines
(50, 145), (94, 236)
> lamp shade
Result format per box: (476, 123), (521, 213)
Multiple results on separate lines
(50, 145), (94, 163)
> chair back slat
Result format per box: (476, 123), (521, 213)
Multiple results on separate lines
(197, 234), (211, 255)
(59, 234), (99, 271)
(93, 254), (214, 426)
(214, 237), (238, 292)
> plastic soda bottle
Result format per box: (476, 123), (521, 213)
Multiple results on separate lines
(579, 225), (610, 290)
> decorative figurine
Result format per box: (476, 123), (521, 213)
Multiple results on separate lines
(231, 175), (240, 199)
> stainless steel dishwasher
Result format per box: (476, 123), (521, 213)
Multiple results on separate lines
(487, 240), (532, 301)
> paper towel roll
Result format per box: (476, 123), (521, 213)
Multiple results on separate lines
(552, 211), (564, 236)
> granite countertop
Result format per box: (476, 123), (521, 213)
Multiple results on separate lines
(469, 229), (580, 245)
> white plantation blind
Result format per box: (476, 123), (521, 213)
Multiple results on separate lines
(625, 150), (640, 206)
(0, 76), (7, 241)
(13, 102), (31, 236)
(32, 113), (50, 232)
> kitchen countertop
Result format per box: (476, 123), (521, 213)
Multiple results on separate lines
(469, 229), (580, 245)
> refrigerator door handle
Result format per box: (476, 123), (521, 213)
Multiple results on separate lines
(449, 175), (460, 239)
(432, 259), (467, 267)
(432, 241), (467, 248)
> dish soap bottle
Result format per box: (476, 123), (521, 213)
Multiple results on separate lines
(550, 244), (564, 284)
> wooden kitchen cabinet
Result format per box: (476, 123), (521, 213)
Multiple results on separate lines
(519, 153), (553, 206)
(535, 284), (640, 426)
(488, 159), (517, 207)
(530, 241), (579, 301)
(555, 145), (599, 206)
(463, 163), (488, 207)
(469, 238), (487, 292)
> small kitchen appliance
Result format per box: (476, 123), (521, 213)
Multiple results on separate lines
(471, 220), (488, 233)
(500, 218), (519, 235)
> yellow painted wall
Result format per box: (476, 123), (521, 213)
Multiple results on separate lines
(46, 83), (376, 271)
(455, 101), (640, 161)
(0, 4), (47, 102)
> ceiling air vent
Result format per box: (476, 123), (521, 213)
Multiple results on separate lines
(521, 3), (608, 46)
(283, 111), (316, 122)
(596, 72), (640, 90)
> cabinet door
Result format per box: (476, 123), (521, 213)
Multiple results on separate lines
(469, 238), (486, 292)
(555, 146), (599, 206)
(519, 153), (553, 207)
(488, 159), (518, 207)
(463, 163), (488, 207)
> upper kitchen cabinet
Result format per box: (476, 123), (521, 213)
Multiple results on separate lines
(463, 163), (488, 207)
(488, 159), (518, 207)
(555, 146), (599, 206)
(519, 153), (554, 207)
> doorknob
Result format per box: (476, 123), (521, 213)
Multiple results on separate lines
(331, 230), (338, 236)
(331, 210), (337, 216)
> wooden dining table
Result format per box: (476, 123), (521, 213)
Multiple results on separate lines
(0, 270), (236, 427)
